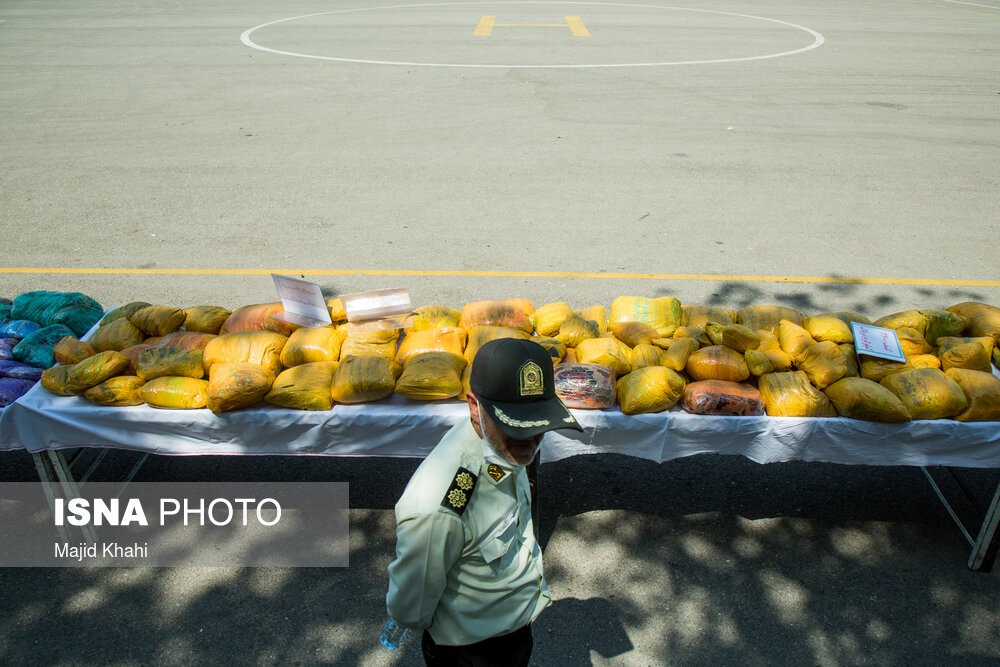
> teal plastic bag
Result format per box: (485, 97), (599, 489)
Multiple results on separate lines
(11, 291), (103, 337)
(12, 324), (75, 369)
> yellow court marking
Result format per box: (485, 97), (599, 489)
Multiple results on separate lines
(2, 267), (999, 287)
(474, 15), (590, 36)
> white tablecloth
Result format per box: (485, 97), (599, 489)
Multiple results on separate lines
(2, 382), (999, 467)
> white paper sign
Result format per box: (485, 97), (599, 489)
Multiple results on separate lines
(271, 274), (332, 329)
(850, 322), (906, 363)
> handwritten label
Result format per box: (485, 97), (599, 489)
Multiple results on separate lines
(271, 274), (332, 329)
(850, 322), (906, 363)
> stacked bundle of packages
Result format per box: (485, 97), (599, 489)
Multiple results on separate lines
(0, 292), (104, 406)
(31, 293), (1000, 422)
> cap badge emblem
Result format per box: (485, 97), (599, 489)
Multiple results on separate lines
(518, 361), (544, 397)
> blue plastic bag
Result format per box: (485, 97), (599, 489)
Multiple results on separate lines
(0, 360), (44, 381)
(0, 320), (41, 339)
(12, 324), (75, 369)
(0, 338), (16, 361)
(0, 377), (34, 407)
(11, 291), (104, 337)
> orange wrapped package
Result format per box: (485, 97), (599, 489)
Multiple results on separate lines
(206, 362), (273, 413)
(218, 303), (284, 335)
(460, 299), (534, 333)
(554, 363), (616, 409)
(201, 331), (287, 378)
(681, 380), (765, 416)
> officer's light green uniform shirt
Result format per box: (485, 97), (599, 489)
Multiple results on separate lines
(386, 420), (551, 646)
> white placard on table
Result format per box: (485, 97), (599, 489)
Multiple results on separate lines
(850, 322), (907, 363)
(271, 274), (333, 329)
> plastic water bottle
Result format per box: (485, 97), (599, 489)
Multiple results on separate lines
(379, 617), (410, 650)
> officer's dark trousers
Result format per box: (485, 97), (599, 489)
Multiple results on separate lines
(422, 625), (532, 667)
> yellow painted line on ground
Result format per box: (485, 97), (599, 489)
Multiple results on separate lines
(2, 267), (999, 287)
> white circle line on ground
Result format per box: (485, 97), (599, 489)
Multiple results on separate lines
(240, 1), (825, 69)
(943, 0), (1000, 9)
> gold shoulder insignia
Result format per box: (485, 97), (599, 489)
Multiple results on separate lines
(441, 467), (477, 515)
(487, 464), (506, 482)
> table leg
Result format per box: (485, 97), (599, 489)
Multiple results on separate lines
(46, 450), (98, 544)
(32, 452), (69, 543)
(968, 481), (1000, 572)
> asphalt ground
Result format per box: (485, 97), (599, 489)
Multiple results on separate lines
(1, 0), (999, 664)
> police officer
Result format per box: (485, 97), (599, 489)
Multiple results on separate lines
(386, 337), (583, 666)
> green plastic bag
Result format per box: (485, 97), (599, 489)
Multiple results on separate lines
(11, 291), (104, 337)
(12, 324), (76, 368)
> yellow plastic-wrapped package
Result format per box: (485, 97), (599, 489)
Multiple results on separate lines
(823, 311), (871, 326)
(396, 327), (466, 365)
(939, 341), (991, 373)
(757, 332), (793, 373)
(141, 377), (210, 409)
(735, 306), (806, 335)
(265, 361), (337, 411)
(801, 315), (854, 344)
(778, 320), (817, 363)
(879, 368), (967, 420)
(947, 302), (1000, 343)
(556, 315), (599, 348)
(119, 344), (151, 376)
(682, 305), (736, 329)
(531, 302), (574, 337)
(758, 371), (837, 417)
(945, 368), (1000, 422)
(822, 377), (911, 422)
(574, 337), (632, 376)
(206, 362), (273, 413)
(896, 327), (931, 356)
(796, 341), (848, 389)
(218, 303), (284, 335)
(261, 316), (301, 337)
(685, 345), (750, 383)
(672, 326), (712, 346)
(839, 344), (859, 378)
(395, 352), (467, 401)
(53, 337), (97, 365)
(327, 298), (347, 323)
(921, 310), (969, 346)
(611, 321), (659, 347)
(609, 296), (682, 338)
(574, 306), (609, 335)
(860, 354), (940, 382)
(182, 306), (231, 334)
(340, 329), (399, 359)
(331, 355), (401, 403)
(129, 305), (186, 337)
(84, 376), (145, 407)
(616, 366), (685, 415)
(41, 364), (77, 396)
(202, 331), (287, 378)
(460, 299), (534, 333)
(629, 343), (663, 373)
(280, 326), (347, 367)
(721, 324), (760, 352)
(532, 337), (567, 364)
(88, 318), (145, 352)
(66, 351), (130, 394)
(660, 337), (699, 373)
(148, 331), (216, 350)
(100, 301), (151, 327)
(136, 347), (204, 382)
(464, 326), (529, 365)
(744, 349), (774, 377)
(937, 336), (994, 358)
(872, 310), (928, 336)
(407, 305), (462, 332)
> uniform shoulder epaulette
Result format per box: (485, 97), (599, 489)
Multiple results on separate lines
(441, 466), (477, 516)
